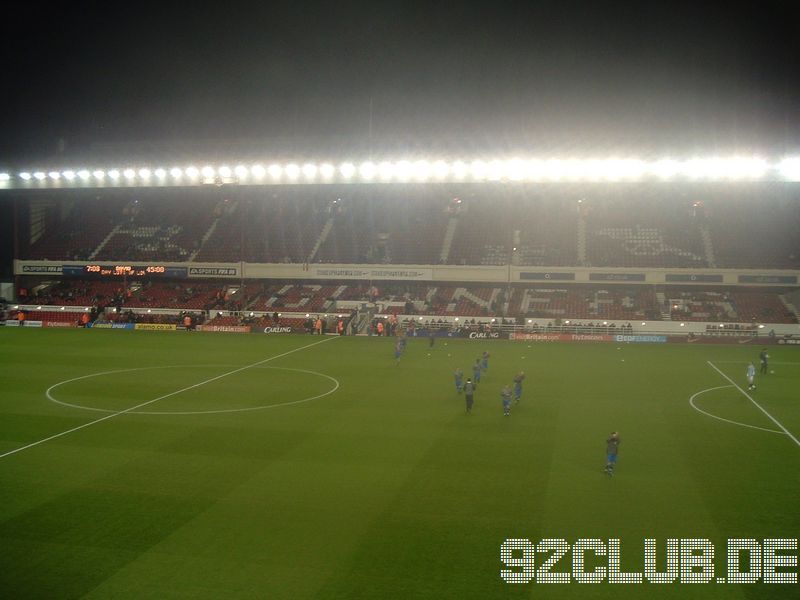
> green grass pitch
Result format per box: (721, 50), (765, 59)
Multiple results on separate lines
(1, 328), (798, 599)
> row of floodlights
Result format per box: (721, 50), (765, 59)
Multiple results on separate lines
(3, 157), (800, 184)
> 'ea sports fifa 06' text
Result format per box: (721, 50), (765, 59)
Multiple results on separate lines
(501, 538), (798, 584)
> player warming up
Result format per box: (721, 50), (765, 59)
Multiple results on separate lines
(464, 379), (475, 414)
(481, 351), (490, 371)
(513, 371), (525, 404)
(759, 349), (769, 375)
(604, 432), (621, 476)
(501, 385), (512, 416)
(472, 360), (482, 384)
(454, 368), (464, 393)
(746, 362), (756, 390)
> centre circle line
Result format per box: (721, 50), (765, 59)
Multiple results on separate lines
(689, 385), (784, 435)
(46, 364), (340, 415)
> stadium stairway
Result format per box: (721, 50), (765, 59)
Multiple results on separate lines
(439, 216), (459, 263)
(307, 217), (334, 262)
(88, 225), (122, 260)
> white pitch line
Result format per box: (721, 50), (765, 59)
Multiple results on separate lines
(0, 336), (339, 459)
(689, 385), (784, 435)
(707, 361), (800, 448)
(711, 361), (800, 366)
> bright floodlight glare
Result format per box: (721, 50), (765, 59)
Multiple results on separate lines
(185, 166), (199, 178)
(48, 171), (61, 180)
(234, 165), (248, 178)
(0, 172), (9, 181)
(487, 160), (505, 180)
(251, 164), (266, 178)
(62, 170), (76, 180)
(339, 162), (356, 179)
(319, 163), (335, 178)
(170, 167), (183, 178)
(302, 163), (317, 179)
(201, 166), (215, 178)
(285, 163), (300, 179)
(154, 168), (167, 178)
(394, 160), (412, 180)
(77, 170), (91, 180)
(20, 172), (32, 180)
(34, 172), (47, 180)
(451, 160), (467, 179)
(650, 158), (680, 180)
(359, 161), (376, 179)
(412, 160), (431, 180)
(108, 169), (121, 180)
(778, 157), (800, 181)
(123, 168), (136, 179)
(138, 168), (151, 179)
(267, 164), (282, 179)
(433, 160), (449, 179)
(92, 170), (105, 179)
(218, 166), (232, 178)
(470, 160), (488, 180)
(378, 161), (395, 180)
(506, 159), (525, 181)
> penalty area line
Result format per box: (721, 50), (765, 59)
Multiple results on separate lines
(0, 336), (339, 459)
(707, 361), (800, 448)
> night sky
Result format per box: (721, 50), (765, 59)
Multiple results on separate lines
(1, 0), (799, 164)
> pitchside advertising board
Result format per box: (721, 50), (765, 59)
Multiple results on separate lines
(509, 333), (667, 343)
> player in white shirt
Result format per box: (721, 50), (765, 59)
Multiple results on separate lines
(746, 362), (756, 391)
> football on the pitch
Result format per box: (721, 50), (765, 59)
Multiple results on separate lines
(770, 370), (775, 374)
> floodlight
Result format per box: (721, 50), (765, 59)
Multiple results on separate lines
(339, 162), (356, 179)
(234, 165), (248, 178)
(121, 168), (134, 179)
(92, 170), (105, 179)
(650, 159), (680, 180)
(185, 166), (199, 178)
(154, 168), (167, 178)
(543, 159), (565, 181)
(432, 160), (449, 179)
(34, 172), (47, 180)
(451, 161), (467, 179)
(487, 160), (505, 180)
(77, 170), (91, 180)
(319, 163), (335, 178)
(201, 166), (215, 178)
(218, 166), (232, 178)
(358, 161), (376, 179)
(108, 169), (121, 180)
(394, 160), (412, 180)
(302, 163), (317, 179)
(378, 161), (395, 180)
(470, 160), (488, 180)
(285, 164), (300, 179)
(48, 171), (61, 180)
(641, 322), (646, 326)
(20, 172), (32, 180)
(267, 164), (282, 179)
(506, 159), (525, 181)
(0, 173), (10, 181)
(62, 170), (76, 180)
(251, 164), (266, 178)
(412, 160), (431, 180)
(524, 159), (545, 181)
(778, 157), (800, 181)
(138, 168), (151, 179)
(731, 157), (767, 179)
(170, 167), (183, 178)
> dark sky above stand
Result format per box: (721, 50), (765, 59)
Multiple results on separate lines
(1, 0), (798, 163)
